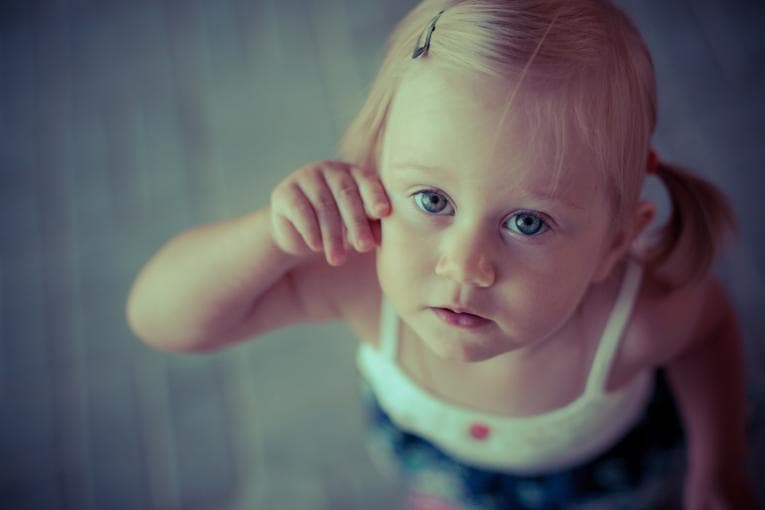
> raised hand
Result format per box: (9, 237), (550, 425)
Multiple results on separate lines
(270, 160), (391, 266)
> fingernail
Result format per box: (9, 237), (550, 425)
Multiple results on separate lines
(356, 235), (372, 251)
(375, 202), (389, 216)
(329, 250), (346, 266)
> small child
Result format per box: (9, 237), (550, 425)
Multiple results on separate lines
(127, 1), (758, 508)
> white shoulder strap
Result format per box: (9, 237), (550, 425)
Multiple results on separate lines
(378, 299), (400, 360)
(585, 260), (644, 394)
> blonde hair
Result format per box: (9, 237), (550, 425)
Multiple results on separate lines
(338, 0), (735, 287)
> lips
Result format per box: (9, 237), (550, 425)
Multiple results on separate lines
(432, 307), (492, 329)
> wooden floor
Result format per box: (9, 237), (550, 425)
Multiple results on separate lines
(0, 0), (763, 508)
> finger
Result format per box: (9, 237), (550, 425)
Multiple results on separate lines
(303, 172), (346, 265)
(280, 183), (323, 252)
(351, 166), (391, 219)
(325, 169), (375, 252)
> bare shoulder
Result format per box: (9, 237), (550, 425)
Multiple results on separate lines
(293, 249), (383, 345)
(625, 268), (734, 368)
(338, 251), (384, 346)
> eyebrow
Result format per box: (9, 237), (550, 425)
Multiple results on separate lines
(390, 162), (586, 211)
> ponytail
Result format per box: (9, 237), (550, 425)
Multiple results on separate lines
(646, 162), (737, 286)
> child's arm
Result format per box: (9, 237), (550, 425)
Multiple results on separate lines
(661, 279), (757, 509)
(126, 161), (389, 352)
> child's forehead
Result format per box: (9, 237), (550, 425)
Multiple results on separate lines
(383, 64), (596, 193)
(393, 63), (524, 124)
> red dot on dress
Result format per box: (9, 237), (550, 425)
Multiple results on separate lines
(469, 423), (490, 440)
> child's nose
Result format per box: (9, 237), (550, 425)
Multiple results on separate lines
(434, 231), (495, 288)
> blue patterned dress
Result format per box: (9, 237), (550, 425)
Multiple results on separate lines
(361, 370), (685, 510)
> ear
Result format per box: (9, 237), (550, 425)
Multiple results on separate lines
(592, 200), (656, 283)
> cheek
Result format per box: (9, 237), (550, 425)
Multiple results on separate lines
(376, 216), (432, 285)
(500, 261), (583, 309)
(528, 270), (587, 313)
(496, 242), (601, 326)
(378, 210), (438, 258)
(493, 267), (589, 342)
(516, 225), (607, 282)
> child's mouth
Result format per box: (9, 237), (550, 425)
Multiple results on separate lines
(432, 307), (491, 329)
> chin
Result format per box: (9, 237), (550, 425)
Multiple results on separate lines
(420, 334), (511, 363)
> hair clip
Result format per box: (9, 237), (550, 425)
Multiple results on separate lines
(412, 10), (445, 59)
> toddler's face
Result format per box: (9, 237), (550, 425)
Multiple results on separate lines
(376, 62), (620, 362)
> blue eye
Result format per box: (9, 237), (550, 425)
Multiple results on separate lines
(506, 212), (547, 236)
(413, 190), (454, 215)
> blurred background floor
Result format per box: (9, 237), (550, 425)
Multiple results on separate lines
(0, 0), (763, 509)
